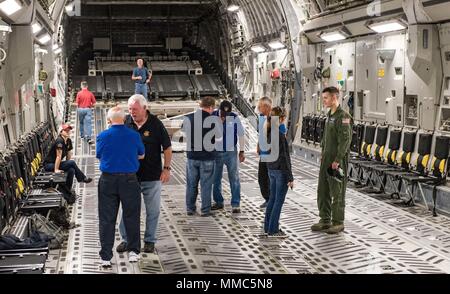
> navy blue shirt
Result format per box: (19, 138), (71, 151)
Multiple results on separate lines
(212, 110), (244, 152)
(182, 110), (218, 161)
(96, 125), (145, 173)
(133, 67), (149, 84)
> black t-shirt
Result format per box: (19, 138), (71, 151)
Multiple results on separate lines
(44, 136), (73, 164)
(125, 112), (172, 182)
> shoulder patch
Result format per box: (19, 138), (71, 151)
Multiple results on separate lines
(342, 118), (351, 125)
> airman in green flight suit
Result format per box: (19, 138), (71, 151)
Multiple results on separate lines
(311, 86), (353, 234)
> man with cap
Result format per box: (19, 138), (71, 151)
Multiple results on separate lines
(211, 100), (245, 213)
(43, 124), (93, 192)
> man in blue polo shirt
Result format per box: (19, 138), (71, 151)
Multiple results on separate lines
(257, 97), (273, 208)
(96, 106), (145, 268)
(132, 58), (152, 100)
(211, 100), (245, 213)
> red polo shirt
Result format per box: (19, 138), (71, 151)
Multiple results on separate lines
(76, 89), (96, 108)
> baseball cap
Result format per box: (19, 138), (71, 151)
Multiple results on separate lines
(220, 100), (233, 113)
(59, 124), (73, 133)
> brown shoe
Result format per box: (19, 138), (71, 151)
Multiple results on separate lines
(311, 221), (331, 232)
(324, 224), (345, 234)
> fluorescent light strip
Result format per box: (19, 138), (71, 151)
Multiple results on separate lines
(320, 32), (346, 42)
(38, 34), (51, 44)
(0, 24), (12, 32)
(251, 45), (266, 53)
(54, 48), (62, 54)
(269, 41), (285, 50)
(65, 3), (74, 12)
(227, 5), (239, 12)
(368, 21), (406, 33)
(32, 23), (42, 34)
(0, 0), (22, 16)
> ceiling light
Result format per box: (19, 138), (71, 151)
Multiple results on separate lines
(52, 44), (59, 50)
(0, 19), (11, 32)
(65, 3), (74, 13)
(320, 31), (347, 42)
(35, 47), (48, 54)
(268, 41), (285, 50)
(368, 20), (406, 33)
(54, 48), (62, 54)
(38, 33), (51, 44)
(227, 5), (239, 12)
(251, 45), (266, 53)
(32, 23), (42, 34)
(0, 0), (22, 16)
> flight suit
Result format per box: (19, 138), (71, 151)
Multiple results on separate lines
(317, 106), (352, 225)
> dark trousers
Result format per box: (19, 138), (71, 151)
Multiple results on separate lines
(258, 160), (270, 201)
(98, 173), (141, 261)
(45, 160), (86, 190)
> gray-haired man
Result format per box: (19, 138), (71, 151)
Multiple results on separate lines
(116, 94), (173, 254)
(96, 107), (145, 267)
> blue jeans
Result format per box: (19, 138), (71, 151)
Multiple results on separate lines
(119, 181), (161, 244)
(264, 170), (289, 234)
(98, 173), (141, 261)
(44, 160), (86, 190)
(186, 159), (215, 214)
(213, 151), (241, 207)
(77, 108), (92, 140)
(135, 83), (148, 99)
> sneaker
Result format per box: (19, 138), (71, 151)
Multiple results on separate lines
(324, 224), (345, 235)
(232, 207), (241, 214)
(311, 221), (332, 232)
(268, 229), (287, 238)
(83, 178), (93, 184)
(128, 251), (141, 263)
(144, 242), (155, 253)
(116, 241), (128, 253)
(101, 260), (112, 268)
(200, 212), (213, 217)
(211, 203), (224, 211)
(87, 139), (94, 145)
(259, 201), (268, 209)
(187, 211), (195, 216)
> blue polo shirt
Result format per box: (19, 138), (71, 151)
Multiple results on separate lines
(212, 110), (244, 152)
(258, 114), (270, 156)
(133, 67), (149, 84)
(96, 125), (145, 173)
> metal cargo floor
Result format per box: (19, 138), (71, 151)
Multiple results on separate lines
(45, 105), (450, 274)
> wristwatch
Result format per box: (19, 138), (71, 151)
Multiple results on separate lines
(164, 166), (172, 171)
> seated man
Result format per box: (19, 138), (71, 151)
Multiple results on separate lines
(44, 124), (92, 194)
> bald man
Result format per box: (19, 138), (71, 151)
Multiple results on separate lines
(132, 59), (152, 100)
(96, 107), (145, 267)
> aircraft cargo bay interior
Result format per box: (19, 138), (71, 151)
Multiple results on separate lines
(1, 0), (450, 277)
